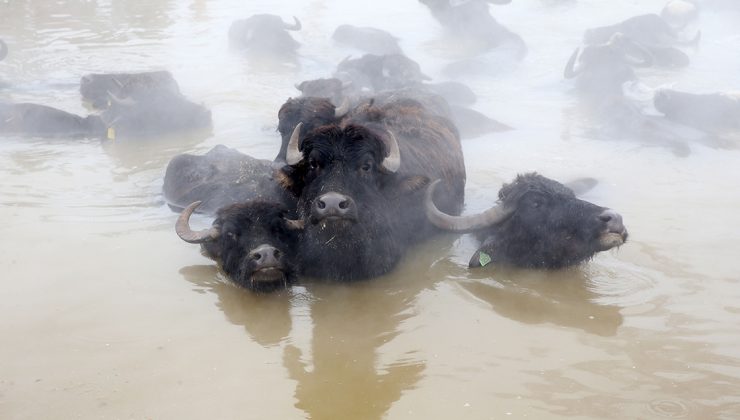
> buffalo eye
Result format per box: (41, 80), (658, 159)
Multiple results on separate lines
(360, 160), (373, 172)
(226, 232), (238, 241)
(309, 158), (320, 170)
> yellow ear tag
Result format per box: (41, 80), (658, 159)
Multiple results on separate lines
(107, 127), (116, 140)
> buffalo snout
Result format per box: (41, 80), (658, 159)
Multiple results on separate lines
(312, 192), (357, 221)
(249, 244), (282, 270)
(598, 209), (626, 236)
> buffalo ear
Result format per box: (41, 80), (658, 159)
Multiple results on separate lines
(564, 177), (598, 196)
(398, 175), (430, 195)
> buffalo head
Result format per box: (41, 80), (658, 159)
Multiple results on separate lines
(426, 173), (628, 269)
(564, 33), (653, 98)
(176, 201), (302, 292)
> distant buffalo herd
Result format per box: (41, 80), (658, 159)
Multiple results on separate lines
(3, 0), (738, 291)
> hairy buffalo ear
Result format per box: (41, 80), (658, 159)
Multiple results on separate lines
(273, 162), (304, 197)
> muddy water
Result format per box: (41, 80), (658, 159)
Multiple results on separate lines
(2, 0), (740, 418)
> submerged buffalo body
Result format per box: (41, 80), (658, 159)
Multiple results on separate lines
(228, 14), (302, 58)
(426, 173), (628, 268)
(278, 98), (465, 280)
(164, 145), (296, 215)
(0, 103), (104, 138)
(654, 89), (740, 135)
(176, 201), (301, 292)
(80, 71), (181, 110)
(334, 54), (431, 93)
(419, 0), (526, 58)
(332, 25), (403, 55)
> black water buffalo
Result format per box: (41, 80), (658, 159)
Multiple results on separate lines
(277, 98), (465, 280)
(654, 89), (740, 135)
(565, 33), (653, 99)
(0, 103), (105, 138)
(80, 71), (180, 110)
(276, 97), (343, 162)
(164, 145), (296, 215)
(419, 0), (526, 58)
(584, 12), (699, 68)
(332, 25), (403, 56)
(0, 39), (7, 62)
(228, 14), (302, 59)
(334, 54), (431, 93)
(99, 92), (211, 139)
(425, 173), (628, 268)
(176, 201), (301, 292)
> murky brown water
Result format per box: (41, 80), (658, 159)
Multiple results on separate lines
(2, 0), (740, 419)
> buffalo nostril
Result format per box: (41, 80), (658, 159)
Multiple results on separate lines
(273, 249), (281, 259)
(338, 199), (349, 210)
(251, 252), (262, 261)
(599, 214), (612, 223)
(598, 209), (625, 233)
(317, 200), (326, 210)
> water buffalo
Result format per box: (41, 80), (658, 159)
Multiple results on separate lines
(228, 14), (302, 59)
(419, 0), (526, 58)
(583, 12), (699, 68)
(80, 71), (180, 110)
(276, 96), (344, 162)
(99, 91), (211, 139)
(425, 173), (628, 268)
(654, 89), (740, 136)
(565, 33), (653, 99)
(334, 54), (431, 93)
(176, 200), (302, 292)
(332, 25), (403, 56)
(584, 14), (699, 48)
(164, 145), (297, 215)
(277, 98), (465, 280)
(0, 103), (105, 138)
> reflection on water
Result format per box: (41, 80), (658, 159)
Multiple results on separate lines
(2, 0), (740, 418)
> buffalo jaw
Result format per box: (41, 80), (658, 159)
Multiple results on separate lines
(176, 201), (220, 244)
(596, 209), (628, 251)
(425, 179), (512, 232)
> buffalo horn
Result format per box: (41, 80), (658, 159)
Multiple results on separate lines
(563, 48), (582, 79)
(334, 97), (350, 118)
(284, 16), (301, 31)
(286, 122), (304, 165)
(425, 180), (512, 232)
(176, 201), (220, 244)
(0, 39), (7, 61)
(380, 130), (401, 173)
(107, 91), (136, 106)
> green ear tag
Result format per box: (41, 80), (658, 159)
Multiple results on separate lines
(478, 251), (492, 267)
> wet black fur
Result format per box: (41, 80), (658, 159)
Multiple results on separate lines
(201, 202), (299, 292)
(280, 98), (465, 280)
(470, 173), (625, 269)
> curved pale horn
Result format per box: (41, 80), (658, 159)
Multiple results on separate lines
(176, 201), (220, 244)
(563, 47), (582, 79)
(107, 91), (136, 107)
(0, 39), (8, 61)
(286, 122), (304, 165)
(380, 130), (401, 173)
(284, 16), (301, 31)
(425, 180), (513, 232)
(334, 97), (350, 118)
